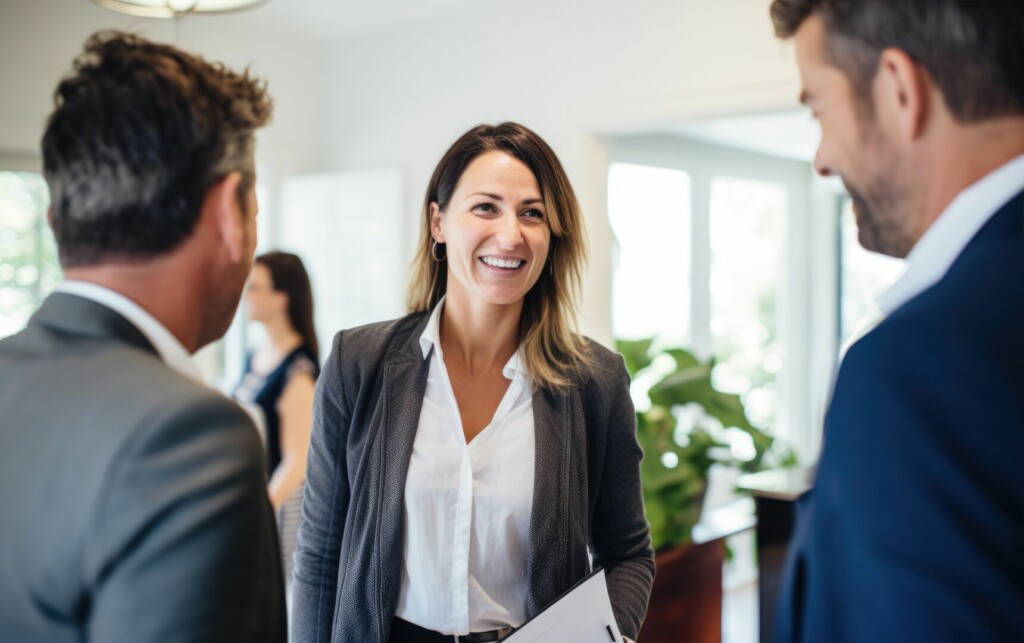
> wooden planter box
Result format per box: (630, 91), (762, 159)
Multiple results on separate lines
(638, 539), (725, 643)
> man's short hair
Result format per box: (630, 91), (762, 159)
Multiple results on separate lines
(770, 0), (1024, 122)
(42, 31), (273, 267)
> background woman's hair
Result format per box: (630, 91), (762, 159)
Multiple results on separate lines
(407, 122), (591, 390)
(256, 251), (319, 364)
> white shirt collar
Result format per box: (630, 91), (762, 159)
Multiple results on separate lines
(877, 155), (1024, 315)
(55, 280), (204, 383)
(418, 296), (529, 381)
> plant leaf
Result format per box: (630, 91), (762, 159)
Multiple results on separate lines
(615, 338), (655, 378)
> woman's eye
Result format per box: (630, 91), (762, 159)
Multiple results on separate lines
(521, 209), (544, 219)
(472, 203), (496, 214)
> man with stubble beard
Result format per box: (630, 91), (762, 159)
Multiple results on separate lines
(0, 32), (286, 642)
(770, 1), (1024, 641)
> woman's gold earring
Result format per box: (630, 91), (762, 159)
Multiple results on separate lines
(431, 240), (446, 262)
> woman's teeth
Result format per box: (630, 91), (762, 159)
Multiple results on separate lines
(480, 257), (524, 269)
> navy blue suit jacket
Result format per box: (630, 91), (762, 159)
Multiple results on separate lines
(775, 190), (1024, 642)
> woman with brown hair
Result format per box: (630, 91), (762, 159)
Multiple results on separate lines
(234, 251), (319, 590)
(292, 123), (653, 643)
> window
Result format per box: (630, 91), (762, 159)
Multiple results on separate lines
(0, 169), (58, 338)
(838, 196), (903, 348)
(608, 135), (827, 458)
(709, 176), (787, 428)
(608, 162), (691, 347)
(608, 139), (814, 613)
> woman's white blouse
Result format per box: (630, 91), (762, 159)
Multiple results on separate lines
(394, 300), (536, 635)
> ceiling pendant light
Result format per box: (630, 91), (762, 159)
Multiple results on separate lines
(90, 0), (268, 18)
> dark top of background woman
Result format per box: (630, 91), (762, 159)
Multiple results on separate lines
(235, 344), (319, 475)
(234, 249), (320, 477)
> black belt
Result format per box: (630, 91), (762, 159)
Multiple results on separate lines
(390, 617), (513, 642)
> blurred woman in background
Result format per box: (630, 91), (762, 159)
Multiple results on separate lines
(235, 251), (319, 589)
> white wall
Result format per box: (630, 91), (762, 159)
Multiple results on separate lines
(1, 0), (806, 347)
(0, 0), (331, 229)
(320, 0), (802, 344)
(279, 169), (406, 345)
(0, 0), (333, 383)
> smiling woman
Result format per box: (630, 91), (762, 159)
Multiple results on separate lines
(291, 122), (654, 643)
(430, 151), (550, 309)
(408, 122), (590, 390)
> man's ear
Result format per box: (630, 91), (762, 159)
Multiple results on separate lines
(430, 202), (445, 243)
(201, 171), (245, 262)
(876, 47), (932, 142)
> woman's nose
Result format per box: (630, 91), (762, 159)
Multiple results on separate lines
(494, 213), (524, 249)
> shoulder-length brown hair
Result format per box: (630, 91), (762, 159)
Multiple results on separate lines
(256, 251), (319, 364)
(407, 122), (591, 390)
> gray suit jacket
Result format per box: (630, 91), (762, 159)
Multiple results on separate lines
(292, 312), (655, 643)
(0, 293), (286, 642)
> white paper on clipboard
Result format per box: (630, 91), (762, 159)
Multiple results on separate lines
(504, 568), (623, 643)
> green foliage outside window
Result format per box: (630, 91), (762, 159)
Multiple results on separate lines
(0, 171), (59, 338)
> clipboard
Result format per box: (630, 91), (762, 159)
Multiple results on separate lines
(504, 568), (624, 642)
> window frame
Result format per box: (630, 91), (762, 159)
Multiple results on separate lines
(0, 154), (42, 174)
(609, 134), (840, 464)
(0, 153), (57, 337)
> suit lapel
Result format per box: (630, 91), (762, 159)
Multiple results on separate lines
(375, 328), (431, 629)
(372, 310), (590, 622)
(526, 384), (574, 616)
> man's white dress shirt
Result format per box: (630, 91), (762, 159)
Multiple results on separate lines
(55, 280), (202, 382)
(394, 298), (536, 635)
(877, 155), (1024, 316)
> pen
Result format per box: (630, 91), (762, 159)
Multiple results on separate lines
(605, 625), (615, 642)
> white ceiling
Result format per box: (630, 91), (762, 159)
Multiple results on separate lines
(673, 109), (820, 162)
(236, 0), (485, 41)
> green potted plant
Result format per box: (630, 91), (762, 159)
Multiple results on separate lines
(617, 338), (795, 642)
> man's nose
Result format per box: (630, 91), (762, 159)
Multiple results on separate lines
(813, 146), (833, 177)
